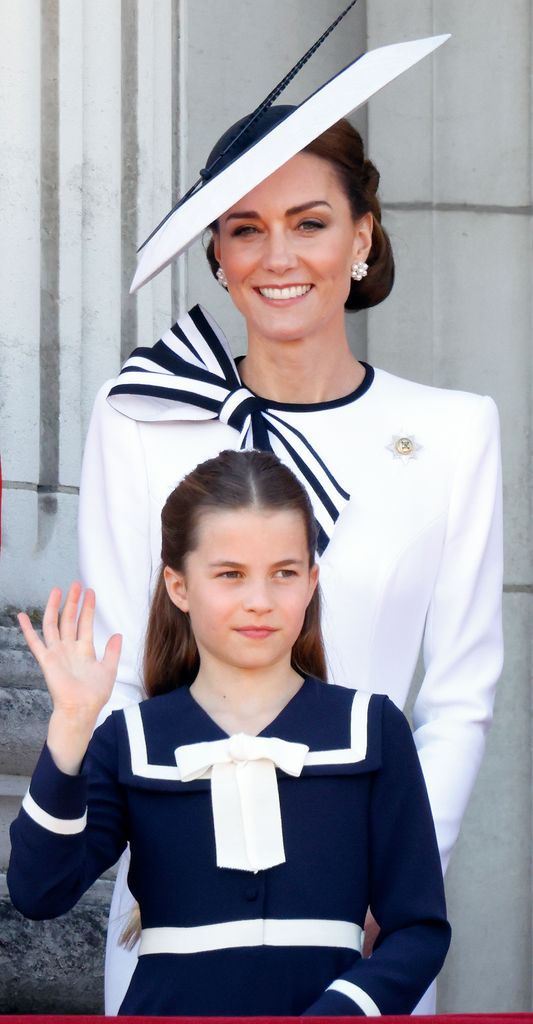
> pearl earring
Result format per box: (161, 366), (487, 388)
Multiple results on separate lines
(216, 267), (228, 289)
(351, 260), (368, 282)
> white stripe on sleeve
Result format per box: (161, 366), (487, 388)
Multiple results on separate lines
(22, 790), (87, 835)
(327, 978), (381, 1016)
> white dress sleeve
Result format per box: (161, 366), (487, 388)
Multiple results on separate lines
(79, 383), (153, 715)
(413, 395), (503, 871)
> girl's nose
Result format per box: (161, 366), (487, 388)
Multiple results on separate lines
(242, 580), (273, 613)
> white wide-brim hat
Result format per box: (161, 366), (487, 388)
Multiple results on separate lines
(131, 10), (448, 293)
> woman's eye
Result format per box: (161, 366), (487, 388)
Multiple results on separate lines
(217, 570), (242, 579)
(298, 219), (325, 232)
(273, 569), (297, 579)
(232, 224), (259, 237)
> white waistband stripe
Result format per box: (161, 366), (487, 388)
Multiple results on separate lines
(22, 791), (87, 835)
(140, 918), (362, 956)
(327, 979), (381, 1016)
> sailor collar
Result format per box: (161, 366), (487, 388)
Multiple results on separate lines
(112, 679), (384, 790)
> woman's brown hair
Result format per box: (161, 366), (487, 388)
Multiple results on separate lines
(205, 115), (394, 311)
(144, 449), (326, 697)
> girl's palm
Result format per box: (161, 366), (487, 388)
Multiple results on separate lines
(18, 583), (122, 718)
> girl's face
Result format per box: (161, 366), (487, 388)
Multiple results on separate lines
(164, 506), (318, 677)
(213, 151), (372, 346)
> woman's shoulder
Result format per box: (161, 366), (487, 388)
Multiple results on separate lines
(372, 365), (497, 415)
(368, 367), (500, 449)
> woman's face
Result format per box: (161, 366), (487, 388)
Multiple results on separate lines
(213, 152), (372, 346)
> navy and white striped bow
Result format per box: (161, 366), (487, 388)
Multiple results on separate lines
(108, 305), (350, 554)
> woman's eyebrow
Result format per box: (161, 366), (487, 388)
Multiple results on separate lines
(224, 200), (332, 222)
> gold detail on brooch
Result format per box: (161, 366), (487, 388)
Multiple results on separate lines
(386, 434), (422, 463)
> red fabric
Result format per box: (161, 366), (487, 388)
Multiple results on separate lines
(1, 1015), (532, 1023)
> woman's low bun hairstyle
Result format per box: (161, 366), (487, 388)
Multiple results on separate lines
(302, 119), (394, 311)
(205, 114), (394, 312)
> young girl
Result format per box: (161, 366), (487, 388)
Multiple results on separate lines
(9, 449), (450, 1017)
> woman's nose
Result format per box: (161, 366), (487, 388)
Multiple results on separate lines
(261, 229), (298, 273)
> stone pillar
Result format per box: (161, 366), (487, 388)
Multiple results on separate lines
(366, 0), (532, 1011)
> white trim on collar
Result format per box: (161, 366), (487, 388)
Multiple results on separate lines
(305, 689), (370, 765)
(123, 689), (371, 782)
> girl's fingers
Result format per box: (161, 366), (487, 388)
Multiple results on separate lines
(18, 612), (47, 665)
(58, 581), (83, 642)
(77, 588), (96, 644)
(102, 633), (122, 680)
(41, 587), (63, 647)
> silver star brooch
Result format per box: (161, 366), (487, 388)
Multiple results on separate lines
(386, 434), (423, 464)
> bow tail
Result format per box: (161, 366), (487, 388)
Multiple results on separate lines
(210, 761), (286, 873)
(266, 424), (350, 556)
(237, 759), (286, 871)
(210, 762), (250, 870)
(249, 410), (273, 452)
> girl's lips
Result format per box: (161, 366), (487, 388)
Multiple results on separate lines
(235, 627), (278, 639)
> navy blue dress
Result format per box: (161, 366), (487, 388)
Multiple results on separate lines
(8, 678), (450, 1016)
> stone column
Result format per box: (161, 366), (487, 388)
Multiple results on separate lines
(366, 0), (532, 1011)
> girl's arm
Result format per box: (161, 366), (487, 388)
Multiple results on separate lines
(8, 716), (128, 920)
(303, 698), (451, 1017)
(79, 382), (153, 716)
(8, 589), (126, 919)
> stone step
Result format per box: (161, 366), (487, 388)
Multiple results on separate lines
(0, 686), (50, 775)
(0, 621), (46, 689)
(0, 873), (111, 1013)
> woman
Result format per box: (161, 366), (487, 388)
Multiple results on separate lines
(10, 451), (451, 1016)
(79, 31), (502, 1015)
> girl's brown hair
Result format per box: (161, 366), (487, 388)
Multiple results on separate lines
(205, 116), (394, 311)
(144, 449), (326, 697)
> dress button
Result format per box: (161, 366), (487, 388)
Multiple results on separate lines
(244, 886), (259, 901)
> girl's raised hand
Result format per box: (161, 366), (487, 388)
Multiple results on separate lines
(18, 584), (122, 774)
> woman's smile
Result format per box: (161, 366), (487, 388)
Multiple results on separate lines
(256, 284), (313, 302)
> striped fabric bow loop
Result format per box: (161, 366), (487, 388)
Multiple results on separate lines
(107, 304), (350, 553)
(175, 733), (309, 873)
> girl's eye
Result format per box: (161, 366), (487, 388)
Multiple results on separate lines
(273, 569), (297, 579)
(217, 570), (242, 579)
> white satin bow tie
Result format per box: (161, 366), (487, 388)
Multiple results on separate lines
(175, 733), (309, 873)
